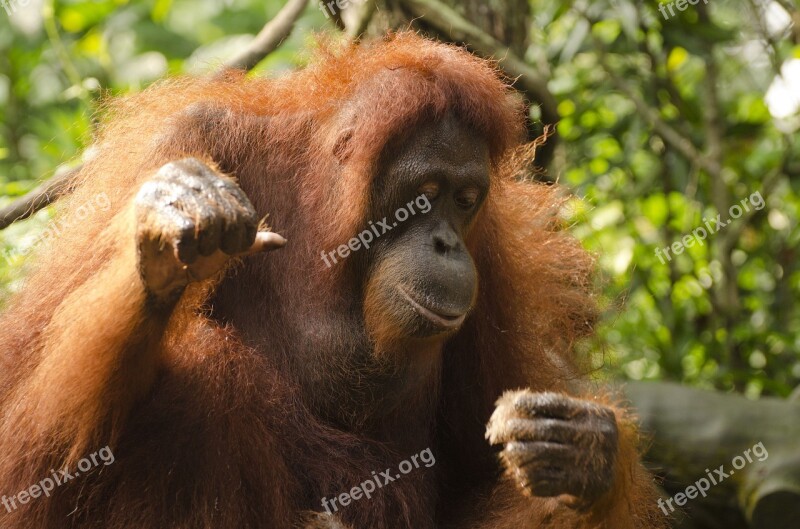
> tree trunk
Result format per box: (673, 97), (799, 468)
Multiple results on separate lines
(625, 382), (800, 529)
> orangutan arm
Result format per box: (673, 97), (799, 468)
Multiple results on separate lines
(3, 158), (284, 458)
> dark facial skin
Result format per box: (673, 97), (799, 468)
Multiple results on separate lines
(366, 115), (490, 339)
(204, 116), (492, 432)
(363, 121), (621, 507)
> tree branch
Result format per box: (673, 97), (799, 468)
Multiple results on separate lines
(1, 0), (308, 230)
(0, 165), (80, 230)
(400, 0), (559, 127)
(223, 0), (309, 71)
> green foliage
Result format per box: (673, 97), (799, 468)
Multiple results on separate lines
(531, 0), (800, 396)
(0, 0), (324, 289)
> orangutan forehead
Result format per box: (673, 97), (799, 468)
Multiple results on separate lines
(375, 117), (491, 189)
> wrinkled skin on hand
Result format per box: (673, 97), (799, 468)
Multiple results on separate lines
(487, 390), (619, 509)
(135, 157), (285, 303)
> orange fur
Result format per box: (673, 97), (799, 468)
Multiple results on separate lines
(0, 33), (664, 528)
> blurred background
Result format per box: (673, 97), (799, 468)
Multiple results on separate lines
(0, 1), (798, 527)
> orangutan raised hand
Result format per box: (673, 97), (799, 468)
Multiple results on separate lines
(134, 157), (285, 303)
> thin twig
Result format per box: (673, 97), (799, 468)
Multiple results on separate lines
(223, 0), (309, 71)
(745, 0), (785, 76)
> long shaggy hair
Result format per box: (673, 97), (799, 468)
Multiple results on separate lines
(0, 33), (662, 529)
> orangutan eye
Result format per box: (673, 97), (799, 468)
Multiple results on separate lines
(417, 181), (440, 201)
(455, 187), (479, 209)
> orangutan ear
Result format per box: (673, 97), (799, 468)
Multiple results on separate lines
(332, 128), (354, 165)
